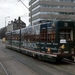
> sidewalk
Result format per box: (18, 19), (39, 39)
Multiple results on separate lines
(0, 50), (37, 75)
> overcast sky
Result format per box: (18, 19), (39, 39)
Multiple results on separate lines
(0, 0), (29, 28)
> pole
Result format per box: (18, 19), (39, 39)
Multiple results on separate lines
(18, 0), (32, 26)
(18, 0), (29, 10)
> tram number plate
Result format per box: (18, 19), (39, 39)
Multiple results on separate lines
(64, 51), (69, 53)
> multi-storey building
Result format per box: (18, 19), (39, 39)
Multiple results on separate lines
(7, 17), (26, 32)
(29, 0), (75, 25)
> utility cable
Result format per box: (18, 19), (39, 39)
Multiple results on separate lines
(8, 2), (18, 16)
(0, 0), (6, 9)
(18, 0), (29, 10)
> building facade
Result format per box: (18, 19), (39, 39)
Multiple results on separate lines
(7, 21), (13, 32)
(29, 0), (75, 25)
(13, 17), (26, 30)
(7, 17), (26, 32)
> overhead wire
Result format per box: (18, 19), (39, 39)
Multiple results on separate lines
(0, 0), (6, 9)
(0, 0), (29, 28)
(18, 0), (29, 10)
(20, 3), (29, 17)
(8, 0), (29, 18)
(8, 1), (18, 16)
(0, 0), (18, 28)
(0, 0), (6, 28)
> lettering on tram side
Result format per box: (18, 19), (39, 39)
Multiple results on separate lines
(41, 47), (44, 49)
(47, 43), (52, 45)
(36, 42), (39, 44)
(47, 43), (58, 45)
(22, 42), (37, 48)
(41, 42), (45, 44)
(53, 43), (58, 45)
(47, 27), (52, 28)
(50, 47), (57, 50)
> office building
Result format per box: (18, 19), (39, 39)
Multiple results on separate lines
(29, 0), (75, 25)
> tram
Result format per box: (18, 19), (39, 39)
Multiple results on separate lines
(5, 21), (75, 62)
(5, 32), (12, 49)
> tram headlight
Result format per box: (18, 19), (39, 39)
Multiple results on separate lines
(71, 48), (74, 54)
(58, 48), (61, 54)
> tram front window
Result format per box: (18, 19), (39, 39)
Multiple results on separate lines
(59, 28), (73, 43)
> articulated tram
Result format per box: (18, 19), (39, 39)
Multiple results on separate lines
(5, 21), (75, 62)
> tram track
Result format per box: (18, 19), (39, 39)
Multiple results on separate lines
(62, 58), (75, 65)
(0, 62), (10, 75)
(1, 43), (75, 66)
(1, 43), (75, 75)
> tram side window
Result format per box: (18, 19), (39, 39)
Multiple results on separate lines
(12, 35), (18, 41)
(6, 35), (11, 44)
(27, 33), (30, 42)
(31, 34), (35, 42)
(40, 29), (46, 42)
(47, 28), (55, 43)
(23, 29), (35, 42)
(35, 30), (40, 42)
(6, 36), (11, 40)
(31, 30), (35, 42)
(23, 33), (26, 41)
(23, 32), (28, 42)
(25, 29), (30, 42)
(59, 28), (73, 43)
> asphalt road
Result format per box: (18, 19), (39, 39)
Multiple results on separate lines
(0, 42), (75, 75)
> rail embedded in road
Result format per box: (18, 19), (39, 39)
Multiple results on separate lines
(0, 62), (9, 75)
(73, 57), (75, 62)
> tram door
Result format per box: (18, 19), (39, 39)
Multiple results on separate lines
(40, 25), (47, 53)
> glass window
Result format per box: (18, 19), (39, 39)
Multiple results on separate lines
(12, 34), (19, 41)
(6, 35), (11, 40)
(34, 25), (40, 42)
(59, 28), (73, 43)
(40, 28), (46, 42)
(22, 26), (40, 42)
(22, 29), (27, 41)
(47, 27), (55, 43)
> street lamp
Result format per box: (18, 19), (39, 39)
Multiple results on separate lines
(5, 16), (10, 32)
(5, 16), (10, 27)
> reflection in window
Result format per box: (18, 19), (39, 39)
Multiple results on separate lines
(22, 26), (40, 42)
(12, 34), (19, 41)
